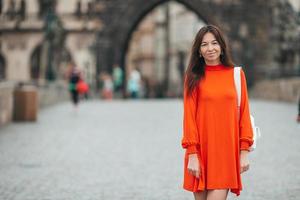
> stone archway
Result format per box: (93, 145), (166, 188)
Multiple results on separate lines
(119, 0), (213, 70)
(95, 0), (220, 94)
(94, 0), (299, 91)
(95, 0), (267, 86)
(124, 1), (207, 97)
(96, 0), (216, 71)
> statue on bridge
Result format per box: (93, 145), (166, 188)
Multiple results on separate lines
(30, 0), (69, 82)
(41, 5), (66, 81)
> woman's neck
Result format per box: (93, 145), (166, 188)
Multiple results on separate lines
(205, 60), (221, 66)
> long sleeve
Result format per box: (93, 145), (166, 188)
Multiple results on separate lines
(239, 69), (254, 151)
(181, 84), (200, 154)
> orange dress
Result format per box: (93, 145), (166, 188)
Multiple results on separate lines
(181, 64), (253, 196)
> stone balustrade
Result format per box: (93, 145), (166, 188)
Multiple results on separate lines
(0, 81), (14, 127)
(1, 77), (299, 127)
(0, 81), (70, 127)
(250, 77), (300, 103)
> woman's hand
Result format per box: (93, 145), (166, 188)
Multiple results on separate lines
(240, 150), (250, 174)
(187, 154), (201, 178)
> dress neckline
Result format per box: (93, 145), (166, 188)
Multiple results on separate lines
(205, 64), (232, 71)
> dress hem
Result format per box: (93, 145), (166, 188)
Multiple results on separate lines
(183, 186), (241, 196)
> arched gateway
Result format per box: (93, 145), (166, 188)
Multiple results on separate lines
(94, 0), (299, 87)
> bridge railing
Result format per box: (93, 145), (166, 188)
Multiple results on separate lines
(0, 80), (71, 127)
(0, 81), (14, 127)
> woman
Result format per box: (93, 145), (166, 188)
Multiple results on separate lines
(182, 25), (253, 200)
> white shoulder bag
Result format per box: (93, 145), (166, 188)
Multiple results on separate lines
(234, 67), (261, 151)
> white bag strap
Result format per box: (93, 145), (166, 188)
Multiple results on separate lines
(234, 66), (241, 118)
(234, 66), (261, 151)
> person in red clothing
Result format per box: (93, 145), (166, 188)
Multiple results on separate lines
(182, 25), (253, 200)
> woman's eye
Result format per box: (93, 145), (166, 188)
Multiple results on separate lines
(201, 43), (207, 46)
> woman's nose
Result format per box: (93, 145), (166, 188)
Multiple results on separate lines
(207, 44), (213, 50)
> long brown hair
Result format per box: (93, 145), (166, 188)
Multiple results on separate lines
(185, 25), (234, 96)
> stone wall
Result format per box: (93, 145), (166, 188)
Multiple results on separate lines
(250, 77), (300, 102)
(0, 81), (70, 127)
(0, 82), (14, 126)
(38, 81), (70, 108)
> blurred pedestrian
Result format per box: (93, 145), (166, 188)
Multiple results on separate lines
(182, 25), (254, 200)
(112, 64), (123, 95)
(65, 61), (82, 108)
(100, 72), (113, 100)
(297, 95), (300, 123)
(127, 68), (141, 99)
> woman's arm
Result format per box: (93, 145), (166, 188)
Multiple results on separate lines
(239, 69), (254, 152)
(181, 84), (200, 154)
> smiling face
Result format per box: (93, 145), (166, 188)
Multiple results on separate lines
(199, 32), (222, 65)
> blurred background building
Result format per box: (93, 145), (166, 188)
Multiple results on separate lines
(0, 0), (299, 99)
(0, 0), (102, 88)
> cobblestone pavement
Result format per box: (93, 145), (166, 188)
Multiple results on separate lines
(0, 99), (299, 200)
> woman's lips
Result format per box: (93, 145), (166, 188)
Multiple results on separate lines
(207, 53), (216, 56)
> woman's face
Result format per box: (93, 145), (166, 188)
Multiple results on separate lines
(199, 32), (222, 65)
